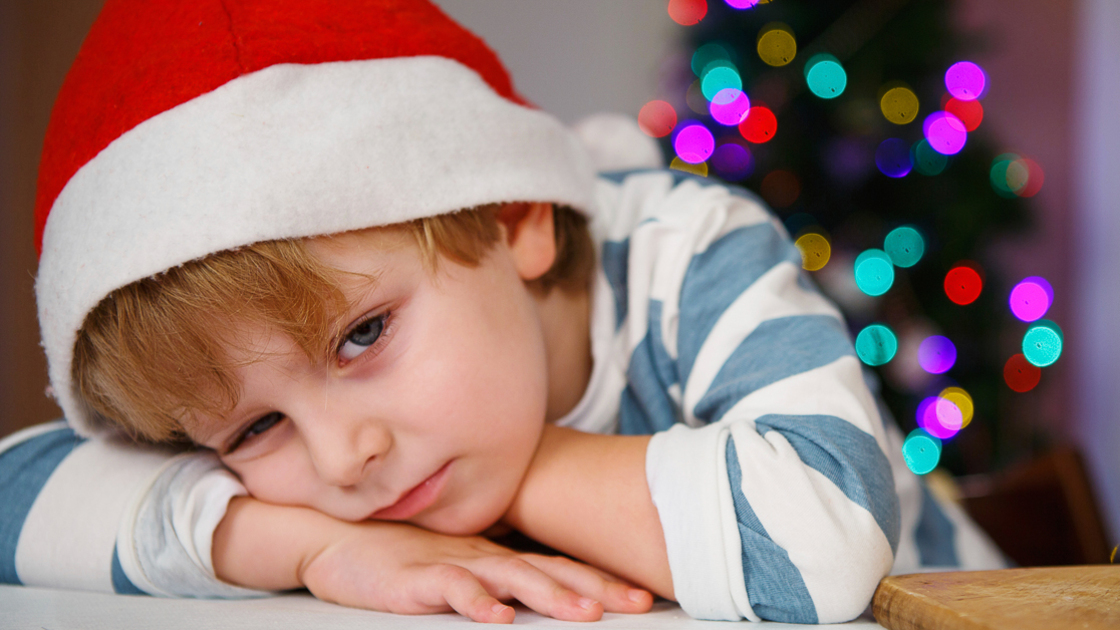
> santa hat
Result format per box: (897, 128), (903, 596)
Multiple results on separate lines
(35, 0), (598, 437)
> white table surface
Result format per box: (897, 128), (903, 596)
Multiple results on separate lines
(1, 585), (888, 629)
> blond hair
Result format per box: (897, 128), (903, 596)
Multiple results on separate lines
(72, 205), (594, 443)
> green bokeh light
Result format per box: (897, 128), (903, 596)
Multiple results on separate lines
(990, 153), (1020, 198)
(691, 42), (734, 77)
(884, 227), (925, 268)
(903, 429), (942, 475)
(804, 53), (846, 99)
(912, 139), (948, 176)
(1022, 319), (1063, 367)
(854, 249), (895, 296)
(856, 324), (898, 366)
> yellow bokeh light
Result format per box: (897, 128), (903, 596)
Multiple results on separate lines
(880, 87), (920, 125)
(757, 26), (796, 67)
(795, 233), (831, 271)
(670, 156), (708, 177)
(939, 387), (974, 428)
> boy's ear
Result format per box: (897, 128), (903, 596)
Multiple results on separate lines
(497, 202), (557, 281)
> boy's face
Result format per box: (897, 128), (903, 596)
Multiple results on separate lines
(186, 223), (552, 535)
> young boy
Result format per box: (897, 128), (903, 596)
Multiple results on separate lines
(0, 0), (1006, 624)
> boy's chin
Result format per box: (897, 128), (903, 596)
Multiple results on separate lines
(412, 501), (509, 537)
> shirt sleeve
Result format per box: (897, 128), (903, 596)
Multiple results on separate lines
(606, 172), (899, 623)
(0, 421), (266, 599)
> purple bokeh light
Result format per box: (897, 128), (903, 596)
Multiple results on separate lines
(1009, 276), (1054, 322)
(875, 138), (913, 178)
(918, 335), (957, 374)
(923, 112), (968, 155)
(944, 61), (986, 101)
(918, 396), (963, 439)
(711, 142), (753, 180)
(725, 0), (760, 9)
(673, 123), (716, 164)
(709, 88), (751, 126)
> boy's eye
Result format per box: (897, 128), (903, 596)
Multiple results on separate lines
(227, 411), (284, 453)
(339, 313), (386, 361)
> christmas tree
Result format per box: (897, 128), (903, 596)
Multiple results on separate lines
(643, 0), (1055, 476)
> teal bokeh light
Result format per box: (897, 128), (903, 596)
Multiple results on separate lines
(692, 42), (734, 77)
(884, 227), (925, 268)
(701, 65), (743, 101)
(912, 139), (948, 176)
(854, 249), (895, 296)
(1022, 319), (1063, 367)
(805, 53), (846, 99)
(902, 429), (942, 475)
(856, 324), (898, 366)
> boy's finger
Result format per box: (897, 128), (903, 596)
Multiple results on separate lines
(472, 557), (605, 622)
(426, 564), (516, 624)
(520, 555), (654, 614)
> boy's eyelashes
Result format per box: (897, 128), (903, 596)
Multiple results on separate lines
(337, 311), (390, 362)
(226, 411), (284, 454)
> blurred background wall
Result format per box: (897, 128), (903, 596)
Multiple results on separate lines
(0, 0), (1114, 540)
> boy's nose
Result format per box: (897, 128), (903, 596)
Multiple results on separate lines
(302, 408), (392, 488)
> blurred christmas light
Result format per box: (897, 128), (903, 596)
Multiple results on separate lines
(919, 395), (963, 439)
(686, 80), (711, 116)
(911, 139), (948, 176)
(701, 65), (742, 101)
(876, 138), (913, 178)
(638, 100), (678, 138)
(669, 156), (709, 177)
(923, 111), (968, 155)
(989, 153), (1020, 198)
(673, 123), (715, 163)
(711, 141), (753, 180)
(760, 169), (800, 208)
(944, 97), (983, 131)
(1004, 353), (1042, 392)
(725, 0), (760, 9)
(855, 323), (898, 365)
(944, 265), (983, 305)
(1022, 320), (1063, 367)
(757, 23), (797, 67)
(738, 105), (777, 143)
(854, 249), (895, 296)
(918, 335), (956, 374)
(880, 86), (919, 124)
(903, 428), (942, 475)
(884, 226), (925, 268)
(709, 88), (751, 125)
(691, 42), (734, 77)
(1010, 157), (1044, 197)
(805, 53), (847, 99)
(940, 386), (975, 428)
(795, 232), (831, 271)
(1009, 276), (1053, 322)
(944, 61), (986, 101)
(668, 0), (708, 26)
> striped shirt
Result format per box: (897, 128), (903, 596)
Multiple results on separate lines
(0, 169), (1005, 621)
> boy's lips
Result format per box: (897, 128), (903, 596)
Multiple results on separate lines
(369, 461), (452, 521)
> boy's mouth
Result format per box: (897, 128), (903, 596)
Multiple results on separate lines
(369, 460), (452, 521)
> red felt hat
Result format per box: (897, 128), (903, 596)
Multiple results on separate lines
(35, 0), (596, 436)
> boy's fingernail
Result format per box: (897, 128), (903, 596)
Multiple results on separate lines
(492, 603), (510, 615)
(578, 597), (598, 611)
(628, 589), (646, 603)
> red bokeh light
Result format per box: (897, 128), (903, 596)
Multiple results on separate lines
(1013, 157), (1045, 198)
(638, 100), (678, 138)
(668, 0), (707, 26)
(944, 265), (983, 305)
(738, 106), (777, 143)
(944, 97), (983, 131)
(1004, 354), (1042, 392)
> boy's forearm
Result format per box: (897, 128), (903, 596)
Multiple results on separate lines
(212, 496), (346, 591)
(502, 426), (674, 599)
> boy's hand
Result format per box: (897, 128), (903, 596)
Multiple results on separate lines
(213, 497), (652, 624)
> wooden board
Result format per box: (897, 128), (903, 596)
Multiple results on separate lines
(873, 566), (1120, 630)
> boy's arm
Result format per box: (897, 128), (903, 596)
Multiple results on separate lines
(507, 173), (899, 623)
